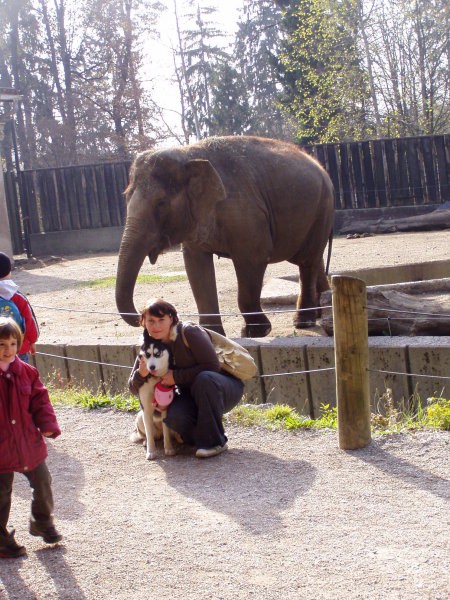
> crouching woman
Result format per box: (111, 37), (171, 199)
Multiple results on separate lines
(129, 299), (244, 458)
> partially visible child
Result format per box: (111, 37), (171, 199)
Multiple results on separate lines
(0, 316), (62, 559)
(0, 252), (39, 363)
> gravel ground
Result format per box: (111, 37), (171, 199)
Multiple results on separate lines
(0, 408), (448, 600)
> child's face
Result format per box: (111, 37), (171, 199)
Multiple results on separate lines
(0, 335), (19, 364)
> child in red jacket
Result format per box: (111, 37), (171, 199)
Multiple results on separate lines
(0, 317), (62, 558)
(0, 252), (39, 363)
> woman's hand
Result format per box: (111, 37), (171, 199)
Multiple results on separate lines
(160, 370), (175, 387)
(138, 355), (150, 378)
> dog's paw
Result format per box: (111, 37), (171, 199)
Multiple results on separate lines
(164, 448), (176, 456)
(146, 450), (158, 460)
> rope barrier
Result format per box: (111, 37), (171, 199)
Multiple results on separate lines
(367, 368), (450, 380)
(30, 304), (332, 317)
(367, 305), (450, 319)
(35, 352), (449, 384)
(259, 367), (335, 378)
(34, 351), (336, 379)
(35, 351), (131, 370)
(31, 301), (450, 321)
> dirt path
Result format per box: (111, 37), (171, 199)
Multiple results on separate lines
(1, 408), (448, 599)
(12, 230), (450, 344)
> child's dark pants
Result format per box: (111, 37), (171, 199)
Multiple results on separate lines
(0, 461), (55, 537)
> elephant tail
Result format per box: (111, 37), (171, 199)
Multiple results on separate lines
(325, 230), (333, 275)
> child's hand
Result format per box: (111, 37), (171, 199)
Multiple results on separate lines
(41, 431), (55, 437)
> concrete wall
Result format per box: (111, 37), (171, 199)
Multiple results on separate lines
(29, 227), (124, 256)
(32, 336), (450, 417)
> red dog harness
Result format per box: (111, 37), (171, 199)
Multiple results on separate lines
(152, 381), (176, 412)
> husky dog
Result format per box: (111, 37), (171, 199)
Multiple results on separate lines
(138, 333), (176, 460)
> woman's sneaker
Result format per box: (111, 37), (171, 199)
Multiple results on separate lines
(29, 522), (63, 544)
(0, 529), (27, 558)
(195, 443), (228, 458)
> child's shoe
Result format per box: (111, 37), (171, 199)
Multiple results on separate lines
(0, 529), (27, 558)
(29, 521), (63, 544)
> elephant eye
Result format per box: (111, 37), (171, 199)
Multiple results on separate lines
(154, 199), (168, 218)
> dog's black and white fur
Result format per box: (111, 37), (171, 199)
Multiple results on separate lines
(138, 331), (176, 460)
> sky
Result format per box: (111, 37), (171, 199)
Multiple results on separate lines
(142, 0), (244, 144)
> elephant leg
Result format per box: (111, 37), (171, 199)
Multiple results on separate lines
(317, 259), (330, 296)
(294, 258), (326, 328)
(183, 246), (225, 334)
(234, 261), (271, 338)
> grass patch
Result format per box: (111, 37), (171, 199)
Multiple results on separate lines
(371, 388), (450, 434)
(47, 382), (450, 433)
(49, 384), (140, 412)
(227, 402), (337, 431)
(82, 273), (187, 288)
(227, 395), (450, 434)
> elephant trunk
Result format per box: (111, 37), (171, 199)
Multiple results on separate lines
(115, 224), (147, 327)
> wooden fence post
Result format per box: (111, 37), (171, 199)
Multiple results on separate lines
(332, 275), (371, 449)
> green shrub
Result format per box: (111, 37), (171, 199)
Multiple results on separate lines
(49, 384), (139, 412)
(425, 397), (450, 430)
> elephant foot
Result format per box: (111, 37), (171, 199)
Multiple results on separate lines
(241, 321), (272, 338)
(294, 319), (316, 329)
(294, 307), (319, 329)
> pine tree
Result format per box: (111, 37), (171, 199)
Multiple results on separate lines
(233, 0), (289, 138)
(171, 0), (230, 141)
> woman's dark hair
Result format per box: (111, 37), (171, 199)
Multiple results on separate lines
(139, 299), (179, 327)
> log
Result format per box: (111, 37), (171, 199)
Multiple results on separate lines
(320, 278), (450, 336)
(339, 207), (450, 235)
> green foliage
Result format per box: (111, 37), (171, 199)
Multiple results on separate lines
(278, 0), (371, 143)
(371, 388), (450, 434)
(47, 381), (449, 433)
(49, 383), (140, 412)
(227, 402), (337, 431)
(425, 397), (450, 431)
(228, 396), (448, 434)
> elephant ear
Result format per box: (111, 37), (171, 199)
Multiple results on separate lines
(186, 159), (226, 220)
(150, 152), (187, 191)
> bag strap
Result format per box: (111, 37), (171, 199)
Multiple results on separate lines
(181, 323), (189, 348)
(180, 322), (212, 349)
(180, 322), (190, 348)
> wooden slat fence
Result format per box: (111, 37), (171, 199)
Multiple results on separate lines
(17, 161), (131, 235)
(305, 134), (449, 209)
(3, 134), (449, 254)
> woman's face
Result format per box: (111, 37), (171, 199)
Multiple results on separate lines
(143, 312), (173, 342)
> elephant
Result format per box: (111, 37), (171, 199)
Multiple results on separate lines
(116, 135), (334, 338)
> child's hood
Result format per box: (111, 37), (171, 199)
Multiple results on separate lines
(0, 279), (19, 300)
